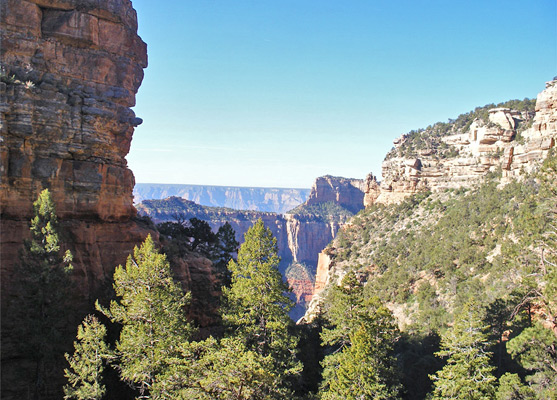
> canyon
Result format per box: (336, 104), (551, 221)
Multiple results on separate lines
(137, 175), (366, 320)
(0, 1), (152, 397)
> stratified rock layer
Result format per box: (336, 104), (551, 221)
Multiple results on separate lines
(1, 0), (149, 293)
(1, 1), (152, 397)
(304, 80), (557, 324)
(368, 80), (557, 205)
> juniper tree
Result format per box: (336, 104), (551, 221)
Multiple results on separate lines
(507, 323), (557, 400)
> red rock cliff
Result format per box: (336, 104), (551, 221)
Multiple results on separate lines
(0, 0), (152, 297)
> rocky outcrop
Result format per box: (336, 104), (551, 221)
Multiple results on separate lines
(305, 79), (557, 324)
(134, 183), (310, 214)
(1, 0), (150, 294)
(137, 175), (367, 318)
(0, 1), (155, 397)
(366, 80), (556, 206)
(306, 175), (366, 214)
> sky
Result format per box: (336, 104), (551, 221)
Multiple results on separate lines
(128, 0), (556, 189)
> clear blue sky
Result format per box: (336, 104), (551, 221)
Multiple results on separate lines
(128, 0), (556, 188)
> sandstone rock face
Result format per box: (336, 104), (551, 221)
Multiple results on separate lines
(1, 0), (150, 292)
(368, 80), (556, 206)
(1, 2), (152, 396)
(305, 80), (557, 324)
(137, 174), (367, 319)
(306, 175), (366, 214)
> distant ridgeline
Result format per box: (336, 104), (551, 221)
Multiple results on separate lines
(133, 183), (311, 214)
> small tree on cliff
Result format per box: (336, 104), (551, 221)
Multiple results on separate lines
(221, 219), (301, 394)
(97, 235), (194, 399)
(13, 188), (74, 398)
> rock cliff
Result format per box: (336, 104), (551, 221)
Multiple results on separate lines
(366, 81), (556, 206)
(1, 0), (150, 295)
(305, 175), (366, 214)
(0, 1), (155, 397)
(137, 175), (367, 319)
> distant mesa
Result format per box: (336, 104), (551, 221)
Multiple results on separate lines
(133, 183), (311, 214)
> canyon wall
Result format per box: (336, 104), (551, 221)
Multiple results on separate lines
(137, 175), (366, 319)
(1, 0), (151, 296)
(366, 80), (556, 206)
(0, 1), (156, 397)
(134, 183), (311, 214)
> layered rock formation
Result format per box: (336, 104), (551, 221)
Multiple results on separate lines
(134, 183), (311, 214)
(1, 0), (150, 295)
(0, 1), (156, 397)
(366, 80), (556, 206)
(305, 175), (366, 214)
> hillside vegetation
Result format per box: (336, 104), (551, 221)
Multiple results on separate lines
(315, 152), (556, 397)
(386, 98), (536, 159)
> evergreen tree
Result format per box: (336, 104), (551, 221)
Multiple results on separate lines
(97, 235), (194, 399)
(221, 219), (301, 394)
(322, 324), (401, 400)
(507, 323), (557, 400)
(495, 373), (535, 400)
(12, 188), (74, 398)
(212, 222), (239, 287)
(429, 300), (497, 400)
(319, 275), (401, 400)
(64, 315), (111, 400)
(196, 337), (278, 400)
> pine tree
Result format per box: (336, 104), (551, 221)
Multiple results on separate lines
(97, 235), (194, 399)
(507, 323), (557, 400)
(212, 222), (239, 287)
(221, 219), (301, 394)
(12, 188), (74, 398)
(495, 373), (535, 400)
(195, 337), (277, 400)
(429, 300), (497, 400)
(64, 315), (111, 400)
(319, 275), (401, 400)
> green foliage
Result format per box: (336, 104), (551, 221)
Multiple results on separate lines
(507, 323), (557, 399)
(288, 201), (355, 222)
(386, 98), (535, 160)
(97, 235), (194, 399)
(221, 219), (301, 393)
(320, 272), (402, 399)
(213, 222), (240, 287)
(157, 218), (239, 288)
(429, 301), (497, 400)
(195, 337), (280, 400)
(12, 188), (74, 398)
(322, 325), (401, 400)
(64, 315), (111, 400)
(495, 373), (536, 400)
